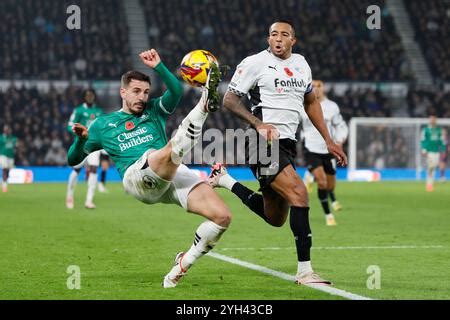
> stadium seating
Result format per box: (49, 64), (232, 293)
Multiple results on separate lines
(141, 0), (412, 81)
(405, 0), (450, 81)
(0, 0), (132, 80)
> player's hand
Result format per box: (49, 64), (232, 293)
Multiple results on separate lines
(139, 49), (161, 69)
(327, 141), (347, 166)
(72, 123), (88, 139)
(256, 123), (280, 142)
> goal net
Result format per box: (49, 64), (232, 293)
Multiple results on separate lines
(348, 117), (450, 180)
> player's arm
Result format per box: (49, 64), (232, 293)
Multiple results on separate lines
(139, 49), (183, 114)
(304, 90), (347, 165)
(67, 108), (80, 134)
(331, 109), (348, 145)
(67, 121), (102, 166)
(420, 128), (428, 155)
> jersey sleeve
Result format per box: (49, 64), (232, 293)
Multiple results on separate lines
(67, 108), (80, 133)
(84, 118), (103, 153)
(420, 128), (428, 151)
(304, 62), (313, 95)
(152, 62), (184, 115)
(228, 56), (260, 97)
(331, 104), (348, 144)
(67, 118), (102, 166)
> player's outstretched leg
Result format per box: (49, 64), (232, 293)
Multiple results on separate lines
(2, 168), (9, 193)
(163, 183), (231, 288)
(208, 163), (268, 222)
(85, 166), (97, 209)
(170, 64), (222, 164)
(66, 168), (81, 209)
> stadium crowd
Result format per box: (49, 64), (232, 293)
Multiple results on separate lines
(0, 86), (450, 166)
(0, 0), (131, 80)
(142, 0), (411, 81)
(405, 0), (450, 82)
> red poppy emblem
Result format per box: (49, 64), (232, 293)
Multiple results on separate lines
(90, 114), (95, 119)
(125, 121), (135, 130)
(284, 67), (293, 77)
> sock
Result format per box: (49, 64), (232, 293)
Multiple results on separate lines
(219, 173), (237, 190)
(67, 170), (79, 198)
(86, 173), (97, 204)
(289, 206), (312, 262)
(298, 261), (313, 275)
(318, 189), (331, 215)
(329, 190), (336, 202)
(181, 221), (227, 271)
(171, 89), (208, 160)
(427, 168), (435, 185)
(101, 170), (106, 184)
(231, 182), (267, 222)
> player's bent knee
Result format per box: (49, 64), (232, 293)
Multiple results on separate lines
(286, 185), (308, 207)
(211, 212), (232, 228)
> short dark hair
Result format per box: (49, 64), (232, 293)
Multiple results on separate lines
(83, 88), (96, 99)
(121, 70), (151, 87)
(270, 19), (296, 37)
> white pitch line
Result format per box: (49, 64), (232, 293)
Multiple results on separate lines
(217, 245), (444, 251)
(207, 252), (372, 300)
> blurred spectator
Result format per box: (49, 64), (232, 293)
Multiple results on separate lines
(141, 0), (411, 81)
(0, 0), (132, 80)
(405, 0), (450, 81)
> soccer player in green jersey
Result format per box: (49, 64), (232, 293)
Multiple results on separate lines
(0, 125), (17, 193)
(67, 49), (231, 288)
(66, 88), (104, 209)
(421, 114), (445, 192)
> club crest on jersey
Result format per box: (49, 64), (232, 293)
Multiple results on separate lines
(125, 121), (135, 130)
(284, 67), (294, 77)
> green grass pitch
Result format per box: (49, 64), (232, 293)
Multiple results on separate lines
(0, 181), (449, 300)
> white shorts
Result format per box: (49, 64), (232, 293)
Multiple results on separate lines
(123, 150), (203, 210)
(73, 150), (101, 169)
(0, 155), (14, 169)
(427, 152), (440, 169)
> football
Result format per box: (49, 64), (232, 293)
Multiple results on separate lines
(180, 50), (219, 87)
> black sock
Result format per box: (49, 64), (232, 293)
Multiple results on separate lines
(329, 190), (336, 202)
(318, 189), (331, 215)
(289, 207), (312, 261)
(101, 170), (106, 184)
(231, 182), (267, 222)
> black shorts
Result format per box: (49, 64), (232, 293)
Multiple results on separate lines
(246, 135), (297, 191)
(304, 149), (336, 175)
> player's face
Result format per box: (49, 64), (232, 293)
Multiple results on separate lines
(312, 80), (324, 99)
(267, 22), (296, 59)
(120, 79), (150, 115)
(84, 91), (96, 105)
(430, 116), (437, 126)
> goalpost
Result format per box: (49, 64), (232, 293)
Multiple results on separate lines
(348, 117), (450, 180)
